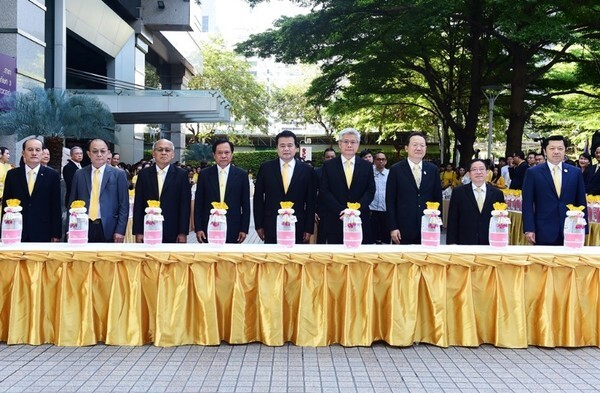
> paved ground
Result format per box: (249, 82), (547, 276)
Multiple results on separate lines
(1, 216), (599, 392)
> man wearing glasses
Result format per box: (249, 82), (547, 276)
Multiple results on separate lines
(319, 128), (375, 244)
(446, 159), (504, 245)
(69, 139), (129, 242)
(133, 139), (191, 243)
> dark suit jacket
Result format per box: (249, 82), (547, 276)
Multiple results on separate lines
(319, 156), (375, 244)
(509, 161), (529, 190)
(522, 162), (587, 245)
(132, 165), (191, 243)
(69, 165), (129, 242)
(446, 184), (505, 245)
(62, 160), (80, 208)
(194, 165), (250, 243)
(386, 159), (442, 244)
(2, 165), (62, 242)
(586, 165), (600, 195)
(253, 158), (317, 243)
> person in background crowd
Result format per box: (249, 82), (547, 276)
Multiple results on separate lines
(2, 139), (61, 242)
(509, 151), (528, 190)
(522, 135), (587, 245)
(527, 151), (537, 167)
(457, 167), (470, 185)
(69, 139), (129, 243)
(253, 130), (317, 244)
(370, 152), (390, 244)
(578, 152), (594, 191)
(0, 146), (13, 203)
(501, 156), (513, 188)
(133, 139), (190, 243)
(587, 145), (600, 195)
(320, 128), (375, 244)
(535, 152), (546, 165)
(360, 149), (373, 164)
(111, 153), (121, 167)
(490, 166), (506, 189)
(446, 159), (505, 245)
(440, 163), (458, 190)
(386, 132), (442, 244)
(314, 148), (336, 244)
(62, 146), (83, 208)
(41, 148), (50, 166)
(195, 139), (250, 244)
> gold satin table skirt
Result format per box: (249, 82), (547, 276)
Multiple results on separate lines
(0, 244), (599, 348)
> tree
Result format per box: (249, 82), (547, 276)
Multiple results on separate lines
(189, 36), (269, 133)
(239, 0), (600, 164)
(0, 87), (117, 171)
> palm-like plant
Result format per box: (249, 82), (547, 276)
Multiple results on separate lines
(183, 143), (213, 163)
(0, 87), (118, 171)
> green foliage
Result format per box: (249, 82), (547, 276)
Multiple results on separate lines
(184, 143), (214, 162)
(189, 36), (269, 133)
(232, 150), (278, 174)
(0, 87), (117, 142)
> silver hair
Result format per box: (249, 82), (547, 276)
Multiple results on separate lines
(70, 146), (83, 154)
(152, 139), (175, 150)
(337, 128), (361, 143)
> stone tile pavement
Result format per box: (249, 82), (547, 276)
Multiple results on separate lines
(0, 342), (599, 392)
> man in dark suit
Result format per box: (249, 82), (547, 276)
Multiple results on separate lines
(2, 138), (62, 242)
(446, 159), (505, 245)
(62, 146), (83, 208)
(522, 135), (587, 245)
(386, 132), (442, 244)
(254, 130), (317, 244)
(133, 139), (191, 243)
(314, 148), (336, 244)
(69, 139), (129, 242)
(195, 139), (250, 243)
(508, 150), (528, 190)
(587, 145), (600, 195)
(319, 128), (375, 244)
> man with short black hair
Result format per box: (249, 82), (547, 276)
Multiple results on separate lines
(254, 130), (317, 244)
(522, 135), (587, 245)
(370, 152), (390, 244)
(194, 139), (250, 243)
(314, 148), (336, 244)
(62, 146), (83, 208)
(508, 151), (528, 190)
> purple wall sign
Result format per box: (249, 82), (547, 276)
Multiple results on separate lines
(0, 53), (17, 110)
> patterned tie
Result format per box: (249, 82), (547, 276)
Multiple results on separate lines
(476, 187), (484, 212)
(89, 169), (100, 220)
(344, 160), (352, 188)
(157, 169), (164, 197)
(27, 169), (35, 195)
(219, 169), (226, 202)
(552, 165), (561, 196)
(413, 164), (421, 188)
(282, 163), (289, 194)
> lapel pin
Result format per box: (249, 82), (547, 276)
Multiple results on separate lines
(564, 169), (568, 173)
(423, 171), (427, 176)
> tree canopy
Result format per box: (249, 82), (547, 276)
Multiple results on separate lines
(238, 0), (600, 165)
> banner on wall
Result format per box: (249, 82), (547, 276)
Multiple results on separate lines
(0, 53), (16, 110)
(300, 146), (312, 162)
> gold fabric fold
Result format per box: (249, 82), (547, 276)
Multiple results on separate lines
(0, 249), (599, 348)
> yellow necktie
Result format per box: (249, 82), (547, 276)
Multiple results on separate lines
(552, 165), (561, 196)
(219, 169), (226, 202)
(157, 169), (164, 197)
(89, 169), (100, 220)
(476, 187), (484, 212)
(413, 164), (421, 188)
(282, 163), (289, 194)
(344, 160), (352, 188)
(27, 169), (35, 195)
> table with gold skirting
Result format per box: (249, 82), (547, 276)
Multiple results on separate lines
(508, 211), (600, 246)
(1, 244), (600, 348)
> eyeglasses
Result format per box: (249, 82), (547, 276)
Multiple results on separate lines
(470, 168), (487, 173)
(340, 140), (358, 145)
(154, 148), (173, 153)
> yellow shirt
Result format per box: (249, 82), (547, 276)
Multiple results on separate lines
(440, 170), (458, 188)
(0, 163), (14, 199)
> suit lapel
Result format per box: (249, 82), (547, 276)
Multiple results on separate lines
(274, 160), (285, 194)
(286, 159), (301, 195)
(17, 167), (29, 199)
(100, 166), (111, 195)
(335, 157), (349, 190)
(32, 166), (45, 196)
(401, 160), (419, 190)
(541, 163), (560, 198)
(465, 184), (479, 213)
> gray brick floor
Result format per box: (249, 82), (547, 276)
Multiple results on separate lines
(0, 343), (599, 392)
(1, 207), (599, 392)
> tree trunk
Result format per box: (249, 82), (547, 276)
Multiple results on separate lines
(44, 136), (64, 173)
(505, 46), (529, 157)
